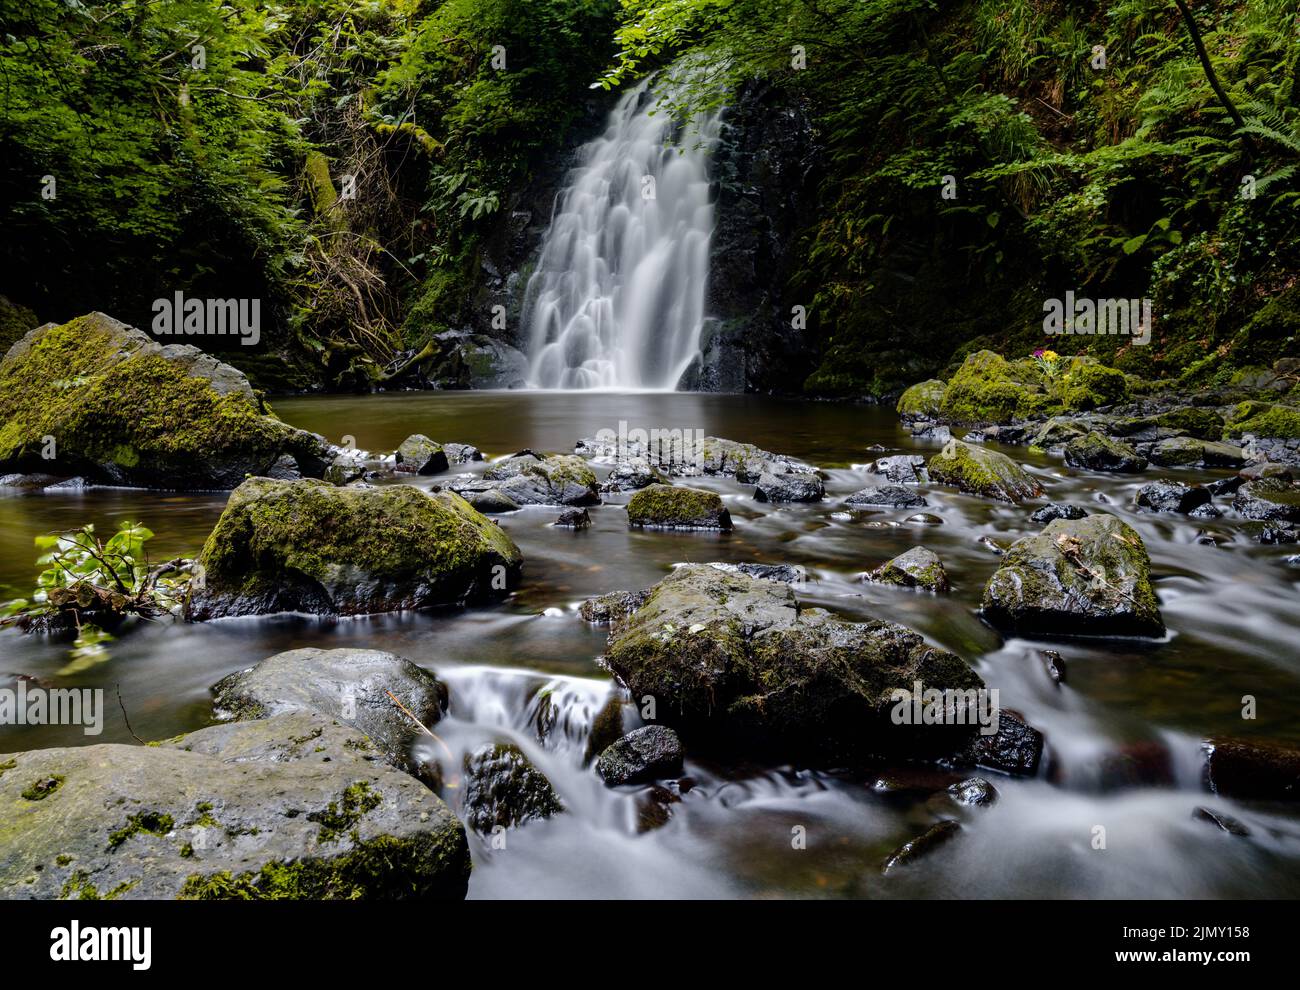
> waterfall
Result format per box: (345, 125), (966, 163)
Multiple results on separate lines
(523, 80), (723, 390)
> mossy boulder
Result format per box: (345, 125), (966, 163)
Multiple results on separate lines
(896, 379), (946, 421)
(927, 439), (1044, 503)
(1225, 402), (1300, 440)
(0, 712), (469, 900)
(1063, 431), (1147, 473)
(0, 313), (338, 489)
(600, 564), (984, 763)
(483, 451), (599, 505)
(1060, 362), (1129, 411)
(939, 351), (1054, 425)
(186, 478), (522, 620)
(1030, 417), (1089, 449)
(1147, 437), (1245, 468)
(395, 435), (449, 475)
(460, 743), (563, 833)
(868, 547), (949, 592)
(627, 484), (732, 531)
(1154, 407), (1225, 440)
(982, 513), (1164, 637)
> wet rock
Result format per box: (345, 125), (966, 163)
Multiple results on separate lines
(845, 485), (929, 509)
(1193, 807), (1251, 836)
(869, 547), (949, 592)
(1135, 480), (1212, 514)
(595, 726), (684, 785)
(0, 712), (469, 900)
(1064, 432), (1147, 473)
(1030, 417), (1089, 449)
(1252, 523), (1299, 544)
(1206, 475), (1244, 496)
(896, 379), (946, 422)
(600, 457), (669, 492)
(1148, 437), (1245, 469)
(868, 454), (929, 484)
(982, 513), (1164, 637)
(460, 743), (564, 832)
(186, 478), (523, 620)
(443, 443), (483, 465)
(554, 507), (591, 529)
(627, 484), (732, 531)
(395, 434), (449, 475)
(1204, 737), (1300, 800)
(947, 777), (998, 807)
(1188, 502), (1222, 519)
(870, 767), (965, 795)
(635, 785), (681, 833)
(600, 564), (984, 764)
(211, 647), (446, 779)
(905, 513), (944, 526)
(976, 536), (1006, 556)
(1040, 650), (1067, 685)
(579, 589), (650, 625)
(1030, 502), (1088, 524)
(462, 487), (520, 514)
(484, 451), (600, 506)
(693, 437), (815, 482)
(753, 470), (824, 503)
(958, 710), (1044, 776)
(881, 820), (961, 874)
(1231, 478), (1300, 522)
(1098, 740), (1175, 791)
(704, 562), (806, 584)
(1238, 461), (1294, 483)
(928, 440), (1044, 503)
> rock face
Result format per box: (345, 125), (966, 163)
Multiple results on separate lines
(186, 478), (522, 620)
(1136, 481), (1211, 514)
(595, 726), (685, 785)
(395, 435), (449, 475)
(753, 470), (824, 502)
(0, 712), (469, 899)
(1064, 432), (1147, 473)
(928, 440), (1044, 503)
(869, 547), (949, 592)
(0, 313), (341, 490)
(460, 743), (563, 832)
(1232, 478), (1300, 522)
(626, 484), (733, 531)
(212, 648), (447, 780)
(982, 513), (1164, 637)
(600, 565), (984, 763)
(845, 485), (928, 509)
(482, 451), (599, 505)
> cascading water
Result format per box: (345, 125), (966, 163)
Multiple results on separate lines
(523, 80), (723, 389)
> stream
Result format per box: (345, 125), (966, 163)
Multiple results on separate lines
(2, 390), (1299, 898)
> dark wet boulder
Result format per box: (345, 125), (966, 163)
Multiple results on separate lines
(595, 726), (685, 785)
(1193, 807), (1251, 837)
(1030, 502), (1088, 524)
(1096, 740), (1175, 792)
(627, 484), (732, 531)
(443, 442), (483, 464)
(483, 451), (599, 506)
(753, 470), (824, 503)
(600, 564), (984, 764)
(395, 434), (449, 475)
(1188, 502), (1222, 519)
(554, 507), (591, 529)
(1231, 478), (1300, 522)
(460, 486), (521, 514)
(1148, 437), (1245, 469)
(868, 454), (929, 484)
(211, 648), (446, 780)
(845, 485), (928, 509)
(1203, 737), (1300, 801)
(1040, 649), (1067, 685)
(580, 589), (650, 625)
(947, 777), (998, 807)
(1064, 431), (1147, 473)
(928, 440), (1044, 503)
(186, 478), (522, 620)
(881, 820), (961, 874)
(868, 547), (949, 592)
(460, 743), (564, 832)
(0, 313), (342, 490)
(703, 562), (806, 583)
(981, 513), (1164, 637)
(958, 710), (1044, 776)
(1135, 480), (1212, 514)
(0, 712), (469, 900)
(600, 457), (669, 492)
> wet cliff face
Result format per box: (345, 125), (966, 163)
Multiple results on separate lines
(682, 80), (821, 393)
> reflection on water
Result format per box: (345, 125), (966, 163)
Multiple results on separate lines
(2, 391), (1298, 898)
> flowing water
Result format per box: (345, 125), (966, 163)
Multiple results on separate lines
(523, 81), (722, 389)
(3, 391), (1299, 898)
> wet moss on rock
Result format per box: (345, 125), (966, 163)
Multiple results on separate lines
(627, 483), (733, 531)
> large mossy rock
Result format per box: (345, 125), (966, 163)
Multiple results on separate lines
(0, 313), (337, 489)
(982, 513), (1164, 637)
(896, 379), (946, 421)
(1063, 431), (1147, 473)
(0, 712), (469, 900)
(186, 478), (522, 620)
(927, 439), (1044, 503)
(600, 565), (984, 763)
(482, 451), (599, 505)
(1224, 401), (1300, 440)
(939, 351), (1054, 425)
(627, 484), (733, 530)
(1147, 436), (1245, 468)
(869, 547), (949, 592)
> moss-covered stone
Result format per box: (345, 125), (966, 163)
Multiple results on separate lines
(1225, 402), (1300, 440)
(0, 313), (336, 489)
(626, 483), (733, 531)
(939, 351), (1054, 425)
(927, 439), (1044, 502)
(1063, 431), (1147, 473)
(869, 547), (949, 592)
(896, 378), (946, 420)
(1060, 362), (1129, 411)
(1147, 436), (1245, 468)
(186, 477), (523, 619)
(482, 451), (599, 505)
(1154, 407), (1225, 440)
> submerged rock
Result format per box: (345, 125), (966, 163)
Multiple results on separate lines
(484, 451), (599, 506)
(600, 564), (984, 763)
(0, 712), (469, 900)
(959, 710), (1044, 776)
(881, 820), (961, 874)
(1064, 432), (1147, 473)
(981, 513), (1164, 637)
(753, 470), (824, 503)
(1040, 649), (1067, 685)
(947, 777), (998, 807)
(1203, 737), (1300, 801)
(0, 313), (340, 490)
(1192, 807), (1251, 837)
(626, 484), (732, 531)
(1135, 480), (1211, 514)
(554, 507), (591, 529)
(395, 434), (449, 475)
(460, 743), (564, 832)
(595, 726), (685, 785)
(1030, 502), (1088, 524)
(928, 440), (1044, 503)
(186, 478), (522, 620)
(1231, 478), (1300, 522)
(845, 485), (929, 509)
(868, 547), (949, 592)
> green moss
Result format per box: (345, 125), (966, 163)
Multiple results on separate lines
(20, 775), (64, 801)
(0, 758), (16, 779)
(59, 871), (139, 901)
(1154, 407), (1225, 439)
(309, 782), (382, 844)
(1061, 363), (1129, 411)
(927, 439), (1043, 503)
(895, 379), (946, 419)
(627, 484), (731, 529)
(106, 810), (175, 851)
(55, 854), (74, 867)
(1225, 402), (1300, 440)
